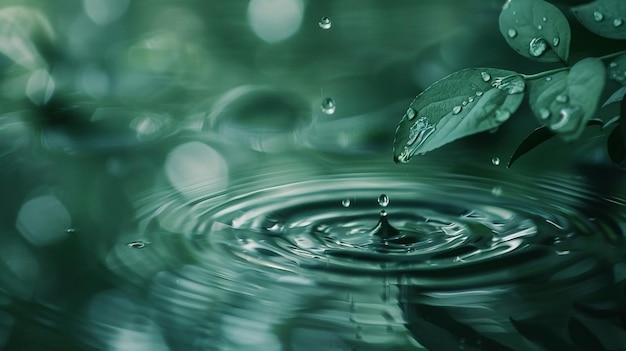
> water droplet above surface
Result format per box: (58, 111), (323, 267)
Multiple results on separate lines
(377, 194), (390, 207)
(507, 29), (517, 38)
(341, 199), (351, 207)
(528, 37), (547, 57)
(321, 97), (336, 114)
(593, 11), (604, 22)
(481, 71), (491, 82)
(614, 18), (623, 27)
(318, 16), (331, 29)
(406, 107), (416, 120)
(491, 157), (500, 166)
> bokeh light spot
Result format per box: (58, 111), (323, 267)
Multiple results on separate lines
(247, 0), (303, 43)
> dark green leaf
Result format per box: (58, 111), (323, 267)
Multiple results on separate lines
(393, 68), (525, 163)
(572, 0), (626, 39)
(507, 119), (603, 168)
(603, 115), (620, 129)
(607, 125), (626, 164)
(499, 0), (571, 63)
(602, 86), (626, 107)
(608, 53), (626, 85)
(528, 58), (606, 141)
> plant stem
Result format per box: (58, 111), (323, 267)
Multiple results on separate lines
(522, 50), (626, 81)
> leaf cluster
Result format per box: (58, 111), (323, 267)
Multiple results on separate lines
(393, 0), (626, 168)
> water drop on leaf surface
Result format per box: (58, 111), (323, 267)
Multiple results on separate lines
(552, 37), (560, 46)
(452, 106), (462, 115)
(539, 108), (550, 120)
(406, 107), (416, 120)
(495, 109), (511, 122)
(481, 71), (491, 81)
(491, 157), (500, 166)
(593, 11), (604, 22)
(528, 37), (547, 57)
(614, 19), (623, 27)
(321, 97), (335, 114)
(556, 94), (569, 103)
(507, 28), (517, 38)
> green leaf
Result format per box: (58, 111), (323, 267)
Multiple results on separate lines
(602, 85), (626, 107)
(572, 0), (626, 39)
(508, 119), (603, 168)
(527, 58), (606, 141)
(0, 6), (55, 70)
(608, 53), (626, 85)
(393, 68), (525, 163)
(499, 0), (571, 63)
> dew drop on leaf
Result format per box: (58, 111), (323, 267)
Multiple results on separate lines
(491, 157), (500, 166)
(341, 199), (351, 207)
(481, 71), (491, 82)
(528, 37), (547, 57)
(378, 194), (390, 207)
(127, 241), (147, 249)
(492, 75), (526, 95)
(468, 97), (474, 103)
(539, 108), (551, 120)
(546, 76), (552, 81)
(406, 117), (434, 147)
(321, 97), (336, 114)
(542, 17), (547, 22)
(318, 16), (331, 29)
(476, 91), (483, 97)
(495, 109), (511, 122)
(552, 37), (560, 46)
(507, 28), (517, 38)
(614, 19), (623, 27)
(537, 24), (543, 30)
(556, 94), (569, 103)
(551, 106), (583, 131)
(462, 100), (468, 106)
(593, 11), (604, 22)
(452, 105), (462, 115)
(406, 107), (416, 120)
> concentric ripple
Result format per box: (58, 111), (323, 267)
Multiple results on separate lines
(123, 163), (626, 350)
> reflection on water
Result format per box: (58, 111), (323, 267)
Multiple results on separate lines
(0, 0), (625, 350)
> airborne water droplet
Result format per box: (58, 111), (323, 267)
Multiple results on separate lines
(495, 109), (511, 122)
(507, 28), (517, 38)
(318, 16), (331, 29)
(552, 37), (560, 47)
(556, 94), (568, 103)
(406, 107), (416, 120)
(341, 199), (351, 207)
(321, 97), (336, 114)
(378, 194), (390, 207)
(452, 106), (462, 115)
(480, 71), (491, 82)
(491, 157), (500, 166)
(593, 11), (604, 22)
(614, 18), (623, 27)
(528, 37), (547, 57)
(539, 107), (551, 120)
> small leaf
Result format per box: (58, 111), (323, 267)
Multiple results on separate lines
(603, 115), (620, 129)
(508, 119), (603, 168)
(528, 58), (606, 141)
(607, 125), (626, 164)
(393, 68), (525, 163)
(602, 85), (626, 107)
(572, 0), (626, 39)
(608, 53), (626, 85)
(499, 0), (571, 63)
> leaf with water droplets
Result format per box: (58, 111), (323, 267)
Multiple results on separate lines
(572, 0), (626, 39)
(508, 119), (603, 168)
(608, 53), (626, 85)
(528, 58), (606, 141)
(393, 68), (525, 162)
(499, 0), (571, 63)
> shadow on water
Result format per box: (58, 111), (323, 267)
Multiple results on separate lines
(0, 0), (625, 351)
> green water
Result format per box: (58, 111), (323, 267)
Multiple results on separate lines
(0, 1), (625, 350)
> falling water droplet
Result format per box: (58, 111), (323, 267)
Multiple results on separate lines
(341, 199), (351, 207)
(127, 241), (148, 249)
(321, 97), (336, 114)
(552, 37), (560, 47)
(556, 94), (569, 103)
(539, 108), (551, 120)
(480, 71), (491, 82)
(528, 37), (547, 57)
(495, 109), (511, 122)
(594, 11), (604, 22)
(452, 106), (462, 115)
(614, 18), (623, 27)
(378, 194), (390, 207)
(507, 28), (517, 38)
(406, 107), (416, 120)
(318, 16), (331, 29)
(491, 157), (500, 166)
